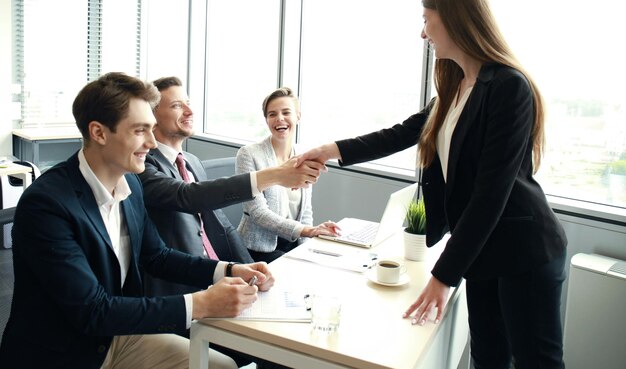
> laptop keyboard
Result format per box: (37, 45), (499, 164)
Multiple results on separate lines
(343, 223), (379, 243)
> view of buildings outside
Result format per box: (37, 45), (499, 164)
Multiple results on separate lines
(491, 0), (626, 208)
(12, 0), (626, 209)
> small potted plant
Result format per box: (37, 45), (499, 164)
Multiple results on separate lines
(403, 198), (427, 261)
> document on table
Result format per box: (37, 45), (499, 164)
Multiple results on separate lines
(284, 243), (378, 273)
(202, 288), (311, 323)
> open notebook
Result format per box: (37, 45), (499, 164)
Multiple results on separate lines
(318, 182), (419, 248)
(201, 288), (311, 322)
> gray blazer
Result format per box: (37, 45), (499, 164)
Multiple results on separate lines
(236, 136), (313, 252)
(139, 149), (254, 296)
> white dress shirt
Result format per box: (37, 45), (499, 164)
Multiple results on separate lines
(79, 149), (202, 328)
(78, 150), (131, 286)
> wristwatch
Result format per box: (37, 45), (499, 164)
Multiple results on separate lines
(225, 262), (239, 277)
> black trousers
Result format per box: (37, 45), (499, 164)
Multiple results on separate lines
(466, 252), (566, 369)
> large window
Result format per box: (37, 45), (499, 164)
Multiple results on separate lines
(200, 0), (281, 142)
(144, 0), (189, 83)
(14, 0), (87, 126)
(298, 0), (424, 173)
(11, 0), (626, 211)
(490, 0), (626, 209)
(189, 0), (425, 174)
(13, 0), (143, 127)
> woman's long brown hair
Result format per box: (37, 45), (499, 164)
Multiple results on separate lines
(419, 0), (545, 173)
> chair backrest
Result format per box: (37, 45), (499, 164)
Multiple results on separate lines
(0, 207), (16, 226)
(9, 161), (41, 185)
(0, 207), (15, 341)
(201, 157), (243, 228)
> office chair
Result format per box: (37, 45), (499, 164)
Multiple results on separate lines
(0, 207), (16, 342)
(0, 162), (40, 340)
(201, 157), (244, 228)
(201, 157), (255, 263)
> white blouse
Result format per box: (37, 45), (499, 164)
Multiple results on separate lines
(436, 87), (473, 182)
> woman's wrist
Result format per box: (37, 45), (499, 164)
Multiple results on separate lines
(300, 226), (313, 238)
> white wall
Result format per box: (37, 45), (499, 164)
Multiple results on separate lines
(0, 0), (13, 156)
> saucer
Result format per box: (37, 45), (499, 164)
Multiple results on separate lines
(366, 269), (410, 286)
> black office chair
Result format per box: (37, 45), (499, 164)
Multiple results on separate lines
(0, 162), (31, 336)
(0, 207), (16, 342)
(0, 208), (15, 226)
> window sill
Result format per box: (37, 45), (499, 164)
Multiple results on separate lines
(547, 195), (626, 226)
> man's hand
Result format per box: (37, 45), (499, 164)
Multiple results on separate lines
(191, 278), (257, 319)
(295, 143), (342, 167)
(231, 262), (275, 292)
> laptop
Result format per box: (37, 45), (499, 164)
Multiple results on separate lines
(318, 182), (418, 248)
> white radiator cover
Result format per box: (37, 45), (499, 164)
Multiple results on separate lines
(563, 253), (626, 369)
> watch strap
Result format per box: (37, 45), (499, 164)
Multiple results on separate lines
(226, 262), (239, 277)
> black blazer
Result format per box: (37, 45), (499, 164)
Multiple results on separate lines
(336, 63), (567, 286)
(139, 149), (254, 296)
(0, 153), (218, 368)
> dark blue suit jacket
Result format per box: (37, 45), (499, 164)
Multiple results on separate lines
(0, 153), (218, 369)
(337, 63), (567, 287)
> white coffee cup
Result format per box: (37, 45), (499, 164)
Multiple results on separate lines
(376, 260), (407, 284)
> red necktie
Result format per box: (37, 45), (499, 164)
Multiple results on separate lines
(174, 153), (219, 260)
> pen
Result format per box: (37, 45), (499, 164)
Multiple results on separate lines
(248, 275), (258, 286)
(309, 248), (342, 257)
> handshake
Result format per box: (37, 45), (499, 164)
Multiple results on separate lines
(271, 142), (341, 189)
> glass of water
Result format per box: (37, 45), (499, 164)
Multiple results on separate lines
(310, 295), (341, 333)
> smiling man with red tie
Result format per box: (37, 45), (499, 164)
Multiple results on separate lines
(138, 76), (321, 369)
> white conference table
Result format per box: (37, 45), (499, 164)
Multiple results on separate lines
(190, 233), (469, 369)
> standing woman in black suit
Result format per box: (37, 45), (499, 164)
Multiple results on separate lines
(298, 0), (567, 368)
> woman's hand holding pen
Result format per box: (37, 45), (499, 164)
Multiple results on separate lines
(301, 221), (341, 238)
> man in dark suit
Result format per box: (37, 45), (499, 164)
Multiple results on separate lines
(0, 72), (276, 369)
(139, 76), (323, 298)
(139, 76), (322, 368)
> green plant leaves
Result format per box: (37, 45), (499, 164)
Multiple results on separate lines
(405, 199), (426, 235)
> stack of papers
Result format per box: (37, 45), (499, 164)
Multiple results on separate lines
(284, 244), (378, 273)
(203, 288), (311, 322)
(238, 289), (311, 322)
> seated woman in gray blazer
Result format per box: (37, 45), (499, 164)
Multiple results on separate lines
(236, 87), (340, 263)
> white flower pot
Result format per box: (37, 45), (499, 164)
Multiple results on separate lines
(403, 229), (427, 261)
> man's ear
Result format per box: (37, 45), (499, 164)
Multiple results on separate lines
(88, 121), (107, 145)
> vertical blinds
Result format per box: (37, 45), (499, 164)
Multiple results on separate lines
(12, 0), (143, 128)
(87, 0), (103, 82)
